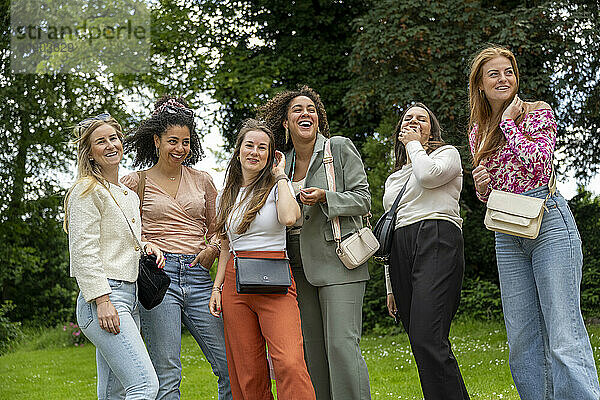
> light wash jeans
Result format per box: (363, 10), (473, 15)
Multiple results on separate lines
(495, 185), (600, 400)
(77, 279), (158, 400)
(140, 253), (231, 400)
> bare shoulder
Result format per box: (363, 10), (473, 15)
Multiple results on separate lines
(524, 101), (553, 113)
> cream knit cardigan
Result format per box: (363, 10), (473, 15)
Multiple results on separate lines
(67, 178), (145, 302)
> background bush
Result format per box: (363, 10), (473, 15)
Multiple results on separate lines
(0, 301), (22, 355)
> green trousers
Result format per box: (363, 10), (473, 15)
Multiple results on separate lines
(288, 235), (371, 400)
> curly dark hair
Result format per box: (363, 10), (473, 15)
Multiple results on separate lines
(256, 85), (330, 152)
(124, 95), (204, 168)
(393, 102), (445, 171)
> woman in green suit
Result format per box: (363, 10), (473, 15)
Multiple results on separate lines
(258, 85), (371, 400)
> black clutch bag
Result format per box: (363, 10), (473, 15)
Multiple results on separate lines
(137, 253), (171, 310)
(234, 256), (292, 294)
(373, 181), (408, 261)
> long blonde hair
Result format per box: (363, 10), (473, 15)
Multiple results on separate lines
(63, 116), (123, 233)
(468, 45), (520, 167)
(214, 119), (277, 237)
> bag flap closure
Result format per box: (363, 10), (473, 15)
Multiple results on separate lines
(487, 190), (545, 219)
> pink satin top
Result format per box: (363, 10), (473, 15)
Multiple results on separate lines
(121, 166), (218, 255)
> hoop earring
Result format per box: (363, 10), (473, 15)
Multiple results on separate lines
(285, 126), (289, 144)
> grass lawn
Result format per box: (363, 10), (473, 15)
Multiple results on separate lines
(2, 320), (600, 399)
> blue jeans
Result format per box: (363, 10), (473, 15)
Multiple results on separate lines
(140, 253), (231, 400)
(77, 280), (159, 400)
(495, 185), (600, 400)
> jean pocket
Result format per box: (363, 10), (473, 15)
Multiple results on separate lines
(107, 279), (124, 290)
(76, 296), (94, 330)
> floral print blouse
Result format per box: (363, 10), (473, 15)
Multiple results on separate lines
(469, 108), (556, 202)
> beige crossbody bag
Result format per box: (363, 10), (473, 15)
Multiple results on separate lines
(484, 165), (556, 239)
(323, 139), (379, 269)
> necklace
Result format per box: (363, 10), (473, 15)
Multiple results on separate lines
(169, 176), (176, 181)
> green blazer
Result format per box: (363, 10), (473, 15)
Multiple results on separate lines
(285, 134), (371, 286)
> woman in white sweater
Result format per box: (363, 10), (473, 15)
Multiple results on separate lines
(383, 103), (469, 400)
(64, 114), (164, 400)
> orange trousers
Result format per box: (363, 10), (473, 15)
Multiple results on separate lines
(222, 251), (316, 400)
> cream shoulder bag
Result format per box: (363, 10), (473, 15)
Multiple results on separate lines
(323, 139), (380, 269)
(484, 166), (556, 239)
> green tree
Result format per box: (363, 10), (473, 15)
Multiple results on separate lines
(209, 0), (373, 147)
(347, 0), (599, 329)
(0, 0), (225, 325)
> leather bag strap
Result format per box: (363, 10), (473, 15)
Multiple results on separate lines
(323, 139), (342, 247)
(136, 170), (147, 216)
(389, 179), (409, 217)
(106, 185), (144, 254)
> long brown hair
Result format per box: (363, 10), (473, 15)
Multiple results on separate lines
(215, 119), (277, 236)
(468, 45), (520, 167)
(63, 116), (124, 233)
(393, 103), (445, 170)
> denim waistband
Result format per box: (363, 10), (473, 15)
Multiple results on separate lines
(163, 252), (196, 262)
(520, 184), (561, 200)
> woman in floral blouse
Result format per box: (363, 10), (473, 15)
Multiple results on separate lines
(468, 45), (600, 400)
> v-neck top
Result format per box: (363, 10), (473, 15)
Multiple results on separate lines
(121, 166), (218, 255)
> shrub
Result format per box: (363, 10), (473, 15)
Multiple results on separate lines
(62, 322), (87, 347)
(569, 188), (600, 319)
(456, 276), (503, 321)
(0, 301), (23, 355)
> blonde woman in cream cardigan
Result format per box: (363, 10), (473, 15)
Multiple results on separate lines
(64, 113), (164, 400)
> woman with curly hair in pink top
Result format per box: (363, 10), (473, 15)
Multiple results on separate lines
(468, 45), (600, 400)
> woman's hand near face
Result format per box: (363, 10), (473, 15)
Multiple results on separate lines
(472, 164), (491, 195)
(272, 150), (286, 176)
(398, 126), (422, 145)
(299, 187), (326, 206)
(502, 95), (524, 121)
(96, 295), (120, 334)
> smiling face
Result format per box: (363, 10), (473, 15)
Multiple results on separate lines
(154, 125), (191, 167)
(283, 95), (319, 145)
(479, 56), (517, 108)
(89, 124), (123, 174)
(400, 106), (431, 144)
(239, 129), (271, 182)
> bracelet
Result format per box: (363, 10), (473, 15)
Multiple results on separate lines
(274, 173), (289, 183)
(210, 243), (221, 253)
(96, 299), (110, 305)
(212, 286), (222, 293)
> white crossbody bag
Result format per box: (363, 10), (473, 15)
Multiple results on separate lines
(484, 166), (556, 239)
(323, 139), (379, 269)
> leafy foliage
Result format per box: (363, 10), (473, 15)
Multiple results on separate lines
(569, 187), (600, 318)
(0, 0), (598, 330)
(0, 301), (23, 355)
(209, 0), (373, 147)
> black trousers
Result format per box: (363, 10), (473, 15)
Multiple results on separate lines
(389, 219), (469, 400)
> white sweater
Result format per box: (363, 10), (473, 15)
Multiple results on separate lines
(67, 178), (145, 302)
(383, 142), (463, 230)
(383, 142), (463, 294)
